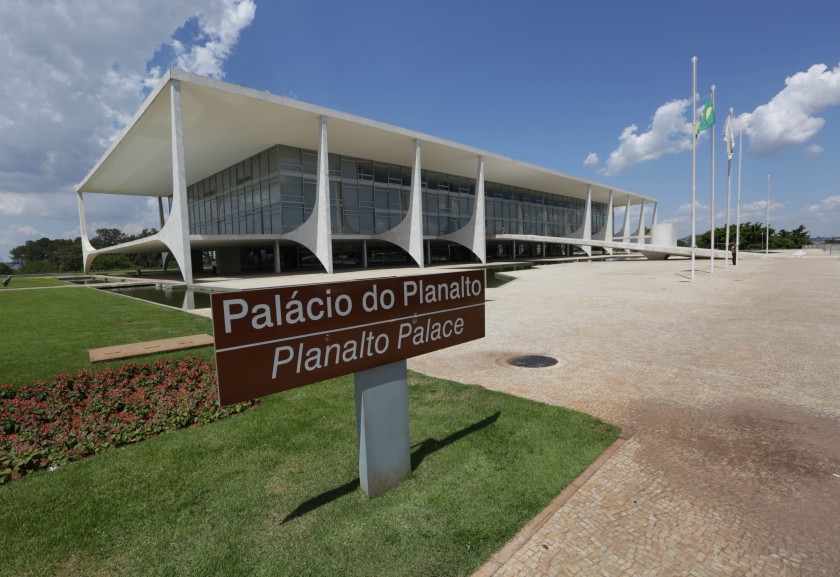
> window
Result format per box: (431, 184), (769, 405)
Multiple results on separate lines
(279, 145), (302, 170)
(283, 206), (304, 231)
(279, 175), (303, 200)
(341, 158), (357, 180)
(302, 152), (317, 175)
(357, 161), (373, 181)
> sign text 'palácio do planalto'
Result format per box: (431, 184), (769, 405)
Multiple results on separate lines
(212, 270), (485, 405)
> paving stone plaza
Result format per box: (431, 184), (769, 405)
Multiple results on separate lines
(407, 251), (840, 577)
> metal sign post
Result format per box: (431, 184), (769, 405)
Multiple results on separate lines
(354, 360), (411, 497)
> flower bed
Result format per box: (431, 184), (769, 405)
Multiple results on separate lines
(0, 356), (254, 483)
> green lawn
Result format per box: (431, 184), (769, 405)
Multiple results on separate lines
(1, 285), (213, 386)
(0, 373), (618, 577)
(0, 276), (70, 289)
(0, 282), (620, 577)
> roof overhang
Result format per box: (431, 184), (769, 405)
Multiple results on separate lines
(77, 69), (654, 207)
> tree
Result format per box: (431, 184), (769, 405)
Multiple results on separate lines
(738, 222), (768, 250)
(690, 222), (811, 251)
(122, 228), (161, 269)
(91, 228), (127, 249)
(8, 237), (80, 268)
(788, 225), (811, 247)
(9, 244), (27, 267)
(55, 240), (83, 272)
(8, 228), (168, 273)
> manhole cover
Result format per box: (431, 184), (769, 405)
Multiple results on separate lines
(498, 355), (564, 369)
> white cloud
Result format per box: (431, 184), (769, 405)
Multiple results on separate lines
(0, 224), (44, 257)
(583, 152), (599, 167)
(797, 195), (840, 235)
(661, 201), (711, 234)
(732, 199), (785, 227)
(805, 144), (824, 155)
(0, 0), (255, 259)
(735, 63), (840, 156)
(598, 62), (840, 179)
(0, 0), (255, 192)
(803, 195), (840, 214)
(174, 1), (257, 78)
(0, 193), (51, 217)
(603, 99), (693, 176)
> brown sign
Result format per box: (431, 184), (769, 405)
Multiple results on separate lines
(212, 270), (485, 405)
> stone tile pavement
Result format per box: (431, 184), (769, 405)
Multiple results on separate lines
(407, 252), (840, 576)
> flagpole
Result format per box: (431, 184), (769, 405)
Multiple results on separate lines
(710, 84), (716, 274)
(724, 107), (733, 270)
(735, 129), (742, 257)
(766, 174), (770, 254)
(691, 56), (697, 281)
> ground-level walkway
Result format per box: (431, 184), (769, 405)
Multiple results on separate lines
(407, 251), (840, 576)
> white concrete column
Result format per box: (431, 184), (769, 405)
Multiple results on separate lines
(473, 156), (486, 263)
(570, 186), (593, 256)
(439, 155), (486, 263)
(621, 197), (632, 244)
(635, 202), (647, 246)
(583, 186), (592, 255)
(376, 139), (424, 267)
(155, 80), (193, 284)
(76, 191), (98, 273)
(592, 190), (614, 255)
(273, 240), (282, 273)
(158, 196), (171, 267)
(314, 115), (333, 271)
(409, 140), (425, 266)
(287, 116), (333, 273)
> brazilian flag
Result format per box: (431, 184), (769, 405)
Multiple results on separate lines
(695, 95), (715, 137)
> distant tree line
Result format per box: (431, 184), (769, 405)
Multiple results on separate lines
(4, 228), (161, 274)
(678, 222), (811, 250)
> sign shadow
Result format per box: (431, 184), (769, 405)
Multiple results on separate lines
(281, 411), (501, 523)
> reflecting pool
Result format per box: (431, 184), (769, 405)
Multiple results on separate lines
(101, 285), (214, 310)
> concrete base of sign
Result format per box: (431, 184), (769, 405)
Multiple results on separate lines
(354, 360), (411, 498)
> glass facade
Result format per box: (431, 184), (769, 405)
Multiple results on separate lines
(333, 153), (410, 234)
(187, 144), (608, 240)
(421, 171), (475, 235)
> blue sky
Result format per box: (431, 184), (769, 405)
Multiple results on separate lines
(2, 0), (840, 261)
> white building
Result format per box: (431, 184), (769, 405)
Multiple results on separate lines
(77, 70), (672, 284)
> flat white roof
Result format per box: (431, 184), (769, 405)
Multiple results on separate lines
(77, 69), (654, 207)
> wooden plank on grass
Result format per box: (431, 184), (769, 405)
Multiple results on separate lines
(89, 334), (214, 363)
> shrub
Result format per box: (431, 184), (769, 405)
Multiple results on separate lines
(91, 254), (133, 271)
(18, 260), (59, 274)
(0, 356), (254, 483)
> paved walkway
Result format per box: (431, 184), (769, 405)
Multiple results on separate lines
(406, 251), (840, 577)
